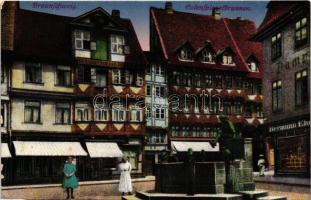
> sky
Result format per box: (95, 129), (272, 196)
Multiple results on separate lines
(20, 1), (268, 51)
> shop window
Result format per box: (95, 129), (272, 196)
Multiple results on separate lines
(55, 103), (71, 124)
(272, 80), (282, 112)
(123, 151), (138, 170)
(24, 101), (41, 123)
(295, 69), (309, 106)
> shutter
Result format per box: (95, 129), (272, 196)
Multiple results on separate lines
(91, 68), (96, 83)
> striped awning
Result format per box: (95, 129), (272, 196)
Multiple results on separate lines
(86, 142), (123, 158)
(1, 143), (11, 158)
(172, 141), (219, 152)
(13, 141), (88, 156)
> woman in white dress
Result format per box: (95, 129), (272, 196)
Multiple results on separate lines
(118, 157), (133, 195)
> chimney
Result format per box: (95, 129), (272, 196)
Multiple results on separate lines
(212, 7), (221, 20)
(111, 9), (120, 19)
(1, 1), (19, 51)
(165, 2), (173, 14)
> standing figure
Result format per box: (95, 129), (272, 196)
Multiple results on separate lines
(118, 157), (133, 195)
(186, 148), (195, 195)
(257, 154), (265, 177)
(63, 157), (79, 199)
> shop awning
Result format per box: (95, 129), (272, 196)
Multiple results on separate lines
(172, 141), (220, 152)
(86, 142), (123, 158)
(1, 143), (11, 158)
(13, 141), (88, 156)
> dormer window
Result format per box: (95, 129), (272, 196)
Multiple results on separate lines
(202, 49), (214, 63)
(74, 30), (90, 50)
(111, 35), (125, 54)
(179, 47), (192, 61)
(247, 55), (259, 72)
(222, 53), (234, 65)
(249, 61), (258, 72)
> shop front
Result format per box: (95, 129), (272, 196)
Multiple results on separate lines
(11, 141), (88, 185)
(267, 115), (310, 177)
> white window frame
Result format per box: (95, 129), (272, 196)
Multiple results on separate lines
(155, 108), (165, 119)
(111, 35), (125, 54)
(155, 86), (165, 97)
(155, 65), (164, 76)
(136, 72), (144, 86)
(76, 103), (90, 121)
(112, 105), (126, 122)
(94, 104), (109, 121)
(74, 30), (90, 50)
(130, 106), (143, 122)
(112, 69), (122, 84)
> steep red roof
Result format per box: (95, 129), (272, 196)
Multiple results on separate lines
(150, 7), (262, 79)
(13, 8), (147, 65)
(257, 1), (300, 32)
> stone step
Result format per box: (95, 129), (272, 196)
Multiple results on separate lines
(257, 196), (287, 200)
(239, 190), (268, 200)
(136, 191), (243, 200)
(122, 195), (142, 200)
